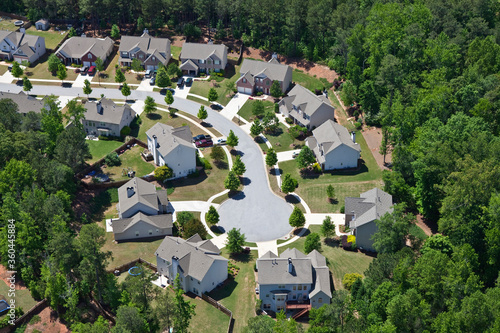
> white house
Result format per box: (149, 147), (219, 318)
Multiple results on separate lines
(256, 248), (331, 317)
(305, 119), (361, 170)
(117, 177), (169, 219)
(146, 123), (197, 179)
(0, 30), (46, 63)
(155, 234), (228, 295)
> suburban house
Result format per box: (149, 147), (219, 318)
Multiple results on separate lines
(82, 98), (136, 137)
(0, 30), (46, 63)
(146, 123), (197, 179)
(117, 177), (170, 219)
(256, 248), (332, 316)
(345, 188), (393, 252)
(279, 84), (335, 130)
(0, 91), (46, 114)
(305, 119), (361, 170)
(111, 212), (173, 242)
(155, 234), (228, 295)
(55, 36), (113, 66)
(35, 19), (49, 31)
(236, 58), (292, 95)
(118, 31), (171, 70)
(179, 42), (227, 76)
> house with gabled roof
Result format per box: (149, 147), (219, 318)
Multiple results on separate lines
(236, 58), (292, 95)
(305, 119), (360, 170)
(111, 212), (173, 242)
(82, 98), (136, 137)
(146, 123), (197, 179)
(179, 42), (227, 76)
(279, 84), (335, 130)
(155, 234), (228, 295)
(0, 30), (46, 63)
(119, 31), (171, 70)
(55, 36), (113, 66)
(0, 91), (47, 114)
(256, 248), (332, 316)
(117, 177), (169, 219)
(345, 188), (393, 251)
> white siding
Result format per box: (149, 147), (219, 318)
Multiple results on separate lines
(324, 144), (360, 170)
(163, 145), (197, 179)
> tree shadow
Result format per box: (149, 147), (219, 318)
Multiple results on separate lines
(240, 177), (251, 186)
(270, 168), (282, 176)
(62, 82), (73, 88)
(228, 191), (245, 200)
(325, 159), (369, 177)
(214, 160), (228, 170)
(285, 194), (300, 204)
(211, 225), (225, 234)
(229, 251), (254, 263)
(146, 113), (162, 120)
(328, 198), (339, 205)
(294, 228), (309, 237)
(165, 170), (209, 188)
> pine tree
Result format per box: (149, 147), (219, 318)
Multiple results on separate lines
(232, 155), (246, 176)
(266, 148), (278, 167)
(206, 205), (219, 225)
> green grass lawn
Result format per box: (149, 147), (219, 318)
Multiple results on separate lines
(188, 63), (240, 106)
(238, 99), (275, 123)
(278, 226), (373, 290)
(102, 145), (155, 181)
(208, 250), (258, 332)
(409, 224), (428, 241)
(171, 45), (181, 60)
(0, 278), (37, 315)
(135, 112), (208, 142)
(87, 140), (124, 163)
(188, 293), (230, 333)
(26, 27), (68, 49)
(0, 19), (17, 31)
(186, 95), (211, 106)
(0, 65), (7, 76)
(25, 54), (78, 81)
(258, 123), (304, 153)
(98, 53), (144, 85)
(292, 69), (331, 92)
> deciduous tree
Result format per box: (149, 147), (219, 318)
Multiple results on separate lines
(154, 165), (173, 182)
(173, 274), (196, 333)
(266, 148), (278, 167)
(11, 61), (23, 80)
(110, 24), (120, 39)
(57, 63), (67, 84)
(296, 145), (315, 169)
(197, 105), (208, 122)
(115, 69), (125, 84)
(22, 76), (32, 92)
(208, 87), (218, 103)
(121, 83), (131, 99)
(226, 130), (238, 150)
(321, 216), (335, 239)
(48, 54), (61, 73)
(206, 205), (219, 225)
(232, 155), (246, 176)
(281, 173), (297, 194)
(226, 228), (246, 253)
(289, 206), (305, 228)
(164, 90), (174, 109)
(304, 232), (321, 253)
(252, 100), (265, 118)
(210, 145), (224, 162)
(224, 170), (240, 191)
(83, 79), (92, 98)
(143, 96), (157, 115)
(270, 80), (282, 98)
(250, 119), (263, 136)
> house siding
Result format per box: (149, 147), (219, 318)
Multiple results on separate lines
(114, 220), (172, 242)
(147, 134), (197, 179)
(310, 291), (331, 308)
(323, 145), (360, 170)
(259, 283), (313, 312)
(354, 222), (378, 251)
(307, 103), (335, 129)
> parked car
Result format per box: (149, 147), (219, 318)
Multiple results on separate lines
(150, 76), (156, 86)
(8, 65), (13, 72)
(217, 138), (226, 145)
(292, 151), (299, 158)
(193, 134), (206, 142)
(80, 66), (88, 75)
(210, 104), (223, 111)
(145, 69), (152, 78)
(185, 77), (193, 86)
(195, 139), (213, 148)
(88, 66), (96, 76)
(204, 134), (212, 140)
(177, 77), (185, 88)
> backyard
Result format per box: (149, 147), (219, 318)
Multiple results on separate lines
(87, 139), (123, 163)
(26, 26), (68, 49)
(0, 18), (17, 31)
(188, 62), (240, 106)
(292, 69), (331, 92)
(258, 123), (304, 153)
(101, 145), (155, 181)
(0, 279), (37, 318)
(237, 99), (275, 123)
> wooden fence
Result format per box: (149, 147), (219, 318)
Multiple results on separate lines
(107, 257), (157, 275)
(201, 293), (234, 333)
(0, 11), (28, 21)
(11, 299), (48, 330)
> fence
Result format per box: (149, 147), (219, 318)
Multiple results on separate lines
(107, 257), (157, 275)
(0, 11), (28, 21)
(201, 293), (234, 333)
(11, 299), (48, 330)
(237, 43), (244, 65)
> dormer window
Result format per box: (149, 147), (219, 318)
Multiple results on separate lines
(214, 60), (220, 65)
(242, 78), (247, 83)
(152, 56), (155, 60)
(88, 54), (92, 59)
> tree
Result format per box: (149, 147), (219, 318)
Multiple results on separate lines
(270, 80), (282, 98)
(281, 173), (297, 194)
(123, 265), (159, 310)
(104, 152), (120, 166)
(41, 95), (64, 153)
(11, 61), (23, 80)
(224, 170), (240, 191)
(252, 100), (265, 118)
(244, 315), (275, 333)
(289, 206), (305, 228)
(197, 105), (208, 122)
(154, 165), (173, 182)
(321, 216), (335, 239)
(226, 228), (246, 253)
(0, 159), (36, 196)
(83, 79), (92, 98)
(55, 126), (90, 171)
(296, 145), (315, 169)
(266, 148), (278, 167)
(115, 69), (125, 84)
(110, 24), (120, 39)
(22, 76), (32, 92)
(57, 63), (67, 84)
(155, 290), (175, 333)
(48, 54), (61, 73)
(67, 27), (76, 38)
(173, 274), (196, 333)
(71, 316), (109, 333)
(131, 58), (142, 72)
(326, 184), (335, 201)
(143, 96), (157, 115)
(208, 87), (218, 103)
(156, 66), (171, 88)
(304, 232), (321, 253)
(176, 212), (194, 228)
(380, 127), (389, 165)
(226, 130), (239, 150)
(164, 90), (174, 109)
(232, 155), (246, 176)
(112, 306), (148, 333)
(183, 218), (207, 239)
(206, 205), (219, 225)
(261, 112), (279, 134)
(421, 234), (453, 256)
(210, 145), (224, 162)
(94, 58), (104, 85)
(167, 63), (181, 77)
(342, 273), (363, 291)
(250, 119), (263, 136)
(121, 83), (131, 99)
(65, 99), (86, 131)
(372, 204), (415, 254)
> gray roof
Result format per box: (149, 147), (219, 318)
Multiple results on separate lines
(308, 119), (360, 159)
(155, 234), (227, 281)
(179, 59), (198, 70)
(112, 212), (173, 234)
(118, 177), (166, 214)
(282, 84), (333, 118)
(0, 91), (45, 114)
(239, 58), (292, 82)
(119, 33), (170, 61)
(260, 251), (278, 259)
(0, 30), (43, 55)
(84, 98), (135, 125)
(36, 19), (49, 25)
(146, 123), (195, 158)
(56, 36), (113, 60)
(345, 188), (393, 228)
(180, 42), (227, 61)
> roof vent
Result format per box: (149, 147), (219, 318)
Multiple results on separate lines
(288, 258), (293, 273)
(127, 186), (135, 198)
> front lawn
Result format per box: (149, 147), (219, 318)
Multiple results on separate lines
(188, 63), (240, 106)
(0, 65), (7, 76)
(102, 145), (155, 181)
(87, 139), (124, 163)
(26, 27), (68, 49)
(25, 54), (78, 81)
(258, 123), (304, 153)
(98, 53), (144, 85)
(292, 69), (330, 92)
(238, 99), (275, 123)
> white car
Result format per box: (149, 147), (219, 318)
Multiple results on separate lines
(217, 138), (227, 145)
(292, 151), (299, 158)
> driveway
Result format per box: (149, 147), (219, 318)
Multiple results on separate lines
(73, 73), (92, 88)
(0, 82), (294, 243)
(219, 92), (250, 121)
(277, 149), (301, 162)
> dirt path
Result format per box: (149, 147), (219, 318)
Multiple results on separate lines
(362, 127), (392, 171)
(416, 215), (437, 236)
(25, 307), (70, 333)
(0, 264), (27, 290)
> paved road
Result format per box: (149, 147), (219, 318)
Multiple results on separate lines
(0, 83), (293, 242)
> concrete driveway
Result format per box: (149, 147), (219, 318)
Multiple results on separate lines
(220, 93), (250, 121)
(277, 149), (301, 162)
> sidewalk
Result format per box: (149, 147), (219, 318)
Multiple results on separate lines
(220, 93), (250, 122)
(73, 73), (92, 88)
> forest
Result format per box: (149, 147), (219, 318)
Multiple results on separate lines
(0, 0), (500, 332)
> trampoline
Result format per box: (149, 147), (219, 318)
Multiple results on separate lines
(128, 266), (142, 276)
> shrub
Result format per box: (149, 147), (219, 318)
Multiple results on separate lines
(120, 126), (131, 136)
(340, 205), (345, 213)
(104, 152), (121, 166)
(98, 135), (109, 141)
(288, 125), (307, 139)
(200, 158), (212, 170)
(347, 235), (356, 244)
(285, 117), (293, 124)
(304, 232), (321, 253)
(312, 163), (322, 173)
(354, 121), (362, 130)
(274, 103), (279, 113)
(155, 165), (173, 182)
(342, 273), (363, 291)
(341, 235), (352, 250)
(256, 91), (263, 96)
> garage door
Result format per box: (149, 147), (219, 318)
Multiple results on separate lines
(14, 57), (24, 64)
(146, 65), (155, 70)
(237, 86), (252, 95)
(83, 61), (91, 67)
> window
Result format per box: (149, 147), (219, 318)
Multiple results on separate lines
(298, 285), (302, 290)
(278, 285), (285, 289)
(214, 60), (220, 65)
(319, 298), (323, 303)
(139, 54), (143, 59)
(207, 59), (212, 65)
(293, 286), (296, 290)
(266, 294), (269, 298)
(156, 229), (159, 233)
(135, 231), (139, 236)
(242, 78), (247, 83)
(303, 285), (307, 290)
(88, 54), (92, 59)
(153, 56), (155, 60)
(149, 230), (153, 235)
(266, 80), (270, 85)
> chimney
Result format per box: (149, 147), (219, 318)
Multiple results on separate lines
(288, 258), (293, 273)
(127, 186), (135, 198)
(272, 52), (278, 60)
(351, 131), (356, 143)
(97, 102), (103, 115)
(20, 27), (25, 34)
(143, 28), (149, 35)
(152, 135), (159, 165)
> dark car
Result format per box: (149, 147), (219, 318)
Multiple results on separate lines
(80, 66), (88, 75)
(150, 76), (156, 86)
(195, 139), (213, 148)
(193, 134), (206, 142)
(8, 65), (13, 72)
(185, 77), (193, 86)
(210, 104), (223, 111)
(88, 66), (96, 76)
(177, 77), (185, 88)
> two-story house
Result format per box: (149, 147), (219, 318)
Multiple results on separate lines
(305, 119), (361, 170)
(236, 58), (292, 95)
(119, 31), (171, 70)
(82, 98), (136, 137)
(111, 177), (172, 241)
(146, 123), (197, 179)
(0, 91), (47, 114)
(155, 234), (228, 295)
(0, 29), (46, 63)
(345, 188), (393, 251)
(179, 42), (227, 76)
(256, 248), (331, 317)
(55, 36), (113, 66)
(279, 84), (335, 130)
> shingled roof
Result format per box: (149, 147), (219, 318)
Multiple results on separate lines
(0, 91), (45, 114)
(56, 36), (113, 60)
(146, 123), (194, 157)
(112, 212), (173, 234)
(345, 188), (393, 228)
(119, 32), (171, 63)
(84, 98), (135, 125)
(180, 42), (227, 60)
(239, 58), (292, 82)
(282, 84), (332, 117)
(118, 177), (165, 215)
